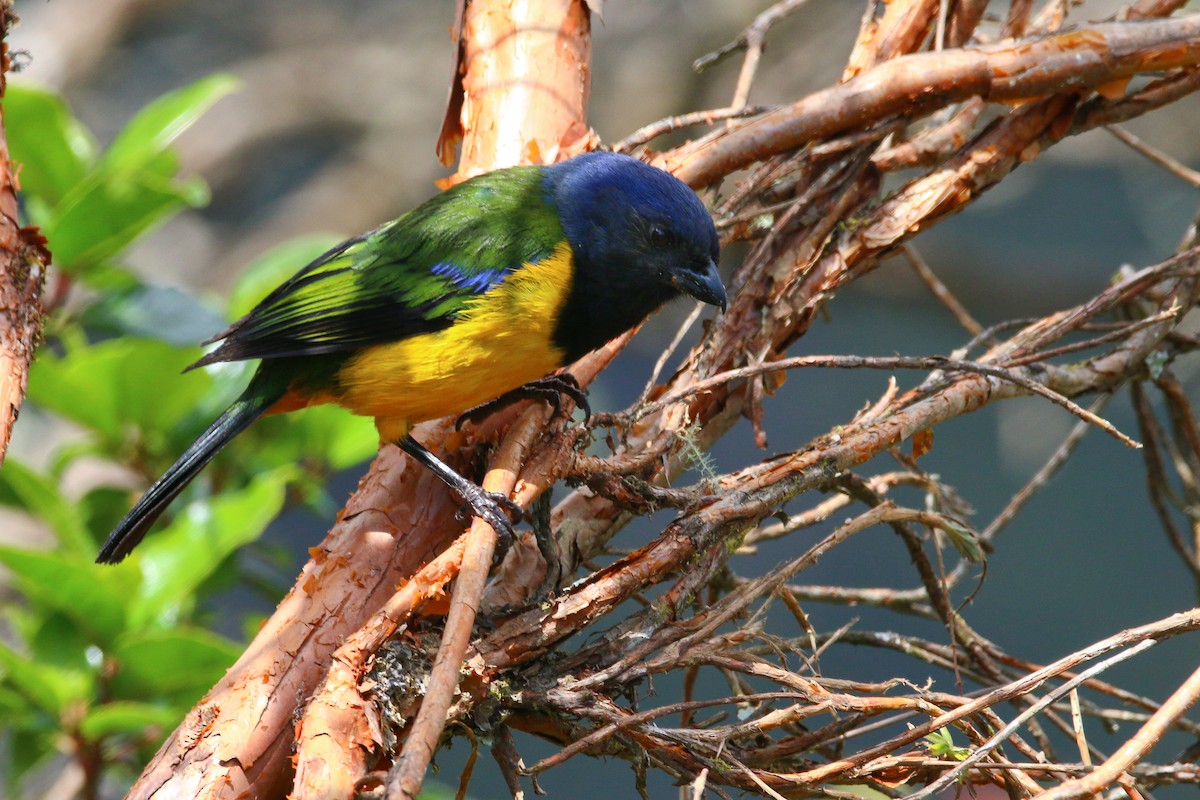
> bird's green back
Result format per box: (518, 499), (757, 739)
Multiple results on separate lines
(191, 165), (565, 372)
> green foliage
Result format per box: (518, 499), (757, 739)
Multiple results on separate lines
(10, 75), (236, 275)
(27, 339), (210, 457)
(924, 727), (972, 761)
(677, 414), (719, 484)
(0, 76), (376, 791)
(3, 83), (96, 205)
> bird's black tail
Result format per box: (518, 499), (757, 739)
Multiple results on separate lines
(96, 386), (282, 564)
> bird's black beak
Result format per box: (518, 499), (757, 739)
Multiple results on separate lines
(674, 259), (727, 312)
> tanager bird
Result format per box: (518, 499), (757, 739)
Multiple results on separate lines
(97, 151), (726, 564)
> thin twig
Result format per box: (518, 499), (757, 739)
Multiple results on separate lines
(730, 0), (810, 109)
(671, 16), (1200, 187)
(1106, 125), (1200, 189)
(935, 0), (949, 50)
(1070, 689), (1092, 768)
(389, 411), (546, 799)
(613, 106), (774, 153)
(902, 639), (1158, 800)
(638, 301), (705, 408)
(715, 194), (808, 231)
(693, 0), (813, 84)
(492, 727), (527, 800)
(792, 610), (1200, 786)
(723, 751), (790, 800)
(1156, 369), (1200, 487)
(1004, 309), (1180, 367)
(901, 243), (983, 336)
(1002, 0), (1034, 38)
(1131, 382), (1200, 589)
(981, 395), (1111, 542)
(873, 98), (986, 172)
(527, 692), (807, 775)
(1035, 662), (1200, 800)
(631, 353), (1141, 449)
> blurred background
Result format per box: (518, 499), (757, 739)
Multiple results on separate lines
(6, 0), (1200, 797)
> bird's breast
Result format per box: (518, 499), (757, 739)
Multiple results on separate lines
(332, 242), (575, 425)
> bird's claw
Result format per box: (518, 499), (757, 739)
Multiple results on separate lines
(455, 373), (591, 430)
(454, 486), (523, 566)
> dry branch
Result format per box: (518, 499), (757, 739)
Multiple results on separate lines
(665, 15), (1200, 187)
(1028, 662), (1200, 800)
(124, 2), (1200, 798)
(0, 3), (50, 467)
(467, 250), (1196, 676)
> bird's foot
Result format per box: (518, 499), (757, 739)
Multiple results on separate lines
(454, 483), (523, 565)
(455, 373), (590, 430)
(396, 434), (521, 567)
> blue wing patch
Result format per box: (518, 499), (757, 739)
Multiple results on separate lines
(429, 262), (511, 294)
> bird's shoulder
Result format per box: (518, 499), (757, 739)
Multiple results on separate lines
(366, 165), (567, 295)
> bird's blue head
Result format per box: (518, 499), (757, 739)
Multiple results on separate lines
(544, 152), (725, 361)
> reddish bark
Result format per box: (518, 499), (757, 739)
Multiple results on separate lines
(0, 5), (50, 468)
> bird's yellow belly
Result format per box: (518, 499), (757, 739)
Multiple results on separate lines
(332, 243), (573, 442)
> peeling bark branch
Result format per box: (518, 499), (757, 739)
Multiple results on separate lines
(0, 3), (50, 467)
(438, 0), (594, 178)
(666, 16), (1200, 187)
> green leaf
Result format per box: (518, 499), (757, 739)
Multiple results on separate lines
(5, 728), (59, 796)
(939, 519), (985, 565)
(41, 164), (209, 273)
(130, 468), (291, 629)
(27, 338), (209, 451)
(13, 76), (230, 275)
(826, 786), (892, 800)
(0, 639), (93, 715)
(109, 628), (240, 701)
(0, 546), (127, 641)
(228, 234), (344, 320)
(80, 486), (139, 549)
(302, 406), (377, 470)
(0, 685), (36, 723)
(82, 284), (227, 346)
(47, 437), (112, 480)
(69, 259), (143, 294)
(0, 459), (90, 552)
(5, 82), (97, 206)
(924, 727), (971, 761)
(78, 700), (181, 739)
(30, 613), (97, 673)
(265, 404), (376, 472)
(1, 602), (40, 651)
(102, 74), (239, 171)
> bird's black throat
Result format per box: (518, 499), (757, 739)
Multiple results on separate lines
(551, 250), (676, 364)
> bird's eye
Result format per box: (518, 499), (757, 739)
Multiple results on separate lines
(649, 225), (670, 247)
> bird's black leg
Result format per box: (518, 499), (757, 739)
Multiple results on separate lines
(455, 372), (590, 430)
(398, 435), (520, 558)
(530, 490), (561, 600)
